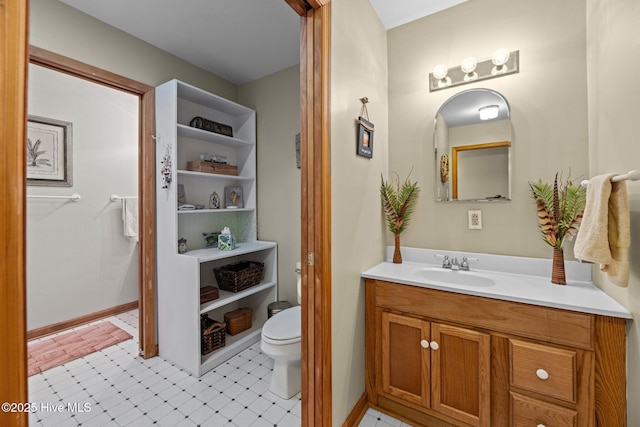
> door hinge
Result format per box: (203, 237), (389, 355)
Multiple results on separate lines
(307, 252), (314, 266)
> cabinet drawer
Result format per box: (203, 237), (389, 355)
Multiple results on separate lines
(511, 392), (577, 427)
(510, 339), (576, 403)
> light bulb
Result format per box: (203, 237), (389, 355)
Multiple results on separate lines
(432, 64), (448, 80)
(460, 57), (477, 74)
(492, 49), (510, 66)
(461, 57), (478, 82)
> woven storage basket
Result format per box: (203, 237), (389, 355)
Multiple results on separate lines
(213, 261), (264, 293)
(224, 307), (253, 336)
(201, 314), (225, 355)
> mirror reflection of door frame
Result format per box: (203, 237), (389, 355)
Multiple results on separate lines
(451, 140), (511, 200)
(28, 46), (158, 359)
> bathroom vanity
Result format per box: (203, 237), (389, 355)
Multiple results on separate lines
(363, 248), (631, 427)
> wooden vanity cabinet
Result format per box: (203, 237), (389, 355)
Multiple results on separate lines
(365, 279), (627, 427)
(381, 311), (490, 426)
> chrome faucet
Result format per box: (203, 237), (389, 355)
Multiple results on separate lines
(451, 257), (460, 270)
(435, 254), (452, 269)
(460, 256), (479, 271)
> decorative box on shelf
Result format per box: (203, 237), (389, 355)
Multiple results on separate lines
(224, 307), (253, 336)
(200, 286), (219, 304)
(186, 161), (239, 176)
(189, 116), (233, 137)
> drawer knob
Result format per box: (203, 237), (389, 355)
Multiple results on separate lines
(537, 424), (546, 427)
(430, 341), (439, 350)
(536, 368), (549, 380)
(420, 339), (429, 349)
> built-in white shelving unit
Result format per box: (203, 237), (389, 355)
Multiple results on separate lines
(155, 79), (276, 376)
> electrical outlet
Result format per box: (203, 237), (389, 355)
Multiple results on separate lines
(468, 210), (482, 229)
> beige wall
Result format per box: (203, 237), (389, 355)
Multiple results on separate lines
(388, 0), (588, 259)
(331, 0), (389, 423)
(30, 0), (237, 100)
(586, 1), (639, 424)
(238, 65), (301, 306)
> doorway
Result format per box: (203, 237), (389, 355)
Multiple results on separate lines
(28, 46), (157, 358)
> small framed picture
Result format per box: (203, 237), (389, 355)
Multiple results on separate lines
(224, 186), (244, 208)
(27, 115), (73, 186)
(356, 116), (374, 158)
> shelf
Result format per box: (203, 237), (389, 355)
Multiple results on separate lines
(200, 321), (264, 374)
(200, 281), (276, 314)
(176, 80), (254, 117)
(181, 240), (277, 263)
(178, 208), (255, 215)
(177, 124), (253, 147)
(177, 170), (254, 181)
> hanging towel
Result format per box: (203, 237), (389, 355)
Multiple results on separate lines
(574, 174), (630, 286)
(122, 198), (139, 242)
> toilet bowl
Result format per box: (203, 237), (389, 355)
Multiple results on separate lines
(260, 263), (302, 399)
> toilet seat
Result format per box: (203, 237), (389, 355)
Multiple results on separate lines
(262, 306), (301, 345)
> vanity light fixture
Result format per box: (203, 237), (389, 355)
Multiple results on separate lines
(429, 49), (519, 92)
(479, 105), (499, 120)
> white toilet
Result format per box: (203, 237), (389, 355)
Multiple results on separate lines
(260, 263), (302, 399)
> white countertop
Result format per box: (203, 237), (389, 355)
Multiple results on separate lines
(362, 247), (632, 319)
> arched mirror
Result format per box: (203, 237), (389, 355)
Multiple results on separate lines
(434, 88), (512, 201)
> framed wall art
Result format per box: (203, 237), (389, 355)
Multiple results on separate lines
(356, 116), (374, 158)
(26, 115), (73, 187)
(224, 186), (244, 208)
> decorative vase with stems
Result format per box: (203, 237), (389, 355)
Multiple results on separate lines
(380, 172), (420, 264)
(529, 173), (586, 285)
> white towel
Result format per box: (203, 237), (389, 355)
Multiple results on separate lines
(574, 174), (630, 287)
(122, 198), (138, 241)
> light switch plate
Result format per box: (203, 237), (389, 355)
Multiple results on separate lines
(468, 210), (482, 229)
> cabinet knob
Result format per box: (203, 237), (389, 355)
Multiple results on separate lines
(420, 339), (429, 349)
(537, 424), (546, 427)
(536, 368), (549, 380)
(430, 341), (439, 350)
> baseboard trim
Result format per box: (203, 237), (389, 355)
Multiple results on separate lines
(342, 392), (369, 427)
(27, 301), (139, 341)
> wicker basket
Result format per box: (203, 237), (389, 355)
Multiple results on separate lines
(201, 314), (225, 355)
(213, 261), (264, 293)
(224, 307), (253, 336)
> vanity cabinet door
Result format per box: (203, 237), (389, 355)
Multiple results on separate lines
(431, 322), (491, 427)
(381, 311), (431, 407)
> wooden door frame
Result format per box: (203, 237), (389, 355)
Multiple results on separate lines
(286, 1), (332, 426)
(1, 0), (29, 425)
(28, 46), (158, 359)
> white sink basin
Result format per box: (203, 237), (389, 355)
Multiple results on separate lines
(413, 267), (495, 287)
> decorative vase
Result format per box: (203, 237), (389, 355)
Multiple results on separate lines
(393, 233), (402, 264)
(551, 248), (566, 285)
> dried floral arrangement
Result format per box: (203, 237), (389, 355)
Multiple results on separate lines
(380, 172), (420, 263)
(529, 173), (586, 284)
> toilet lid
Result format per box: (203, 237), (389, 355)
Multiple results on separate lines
(262, 305), (301, 342)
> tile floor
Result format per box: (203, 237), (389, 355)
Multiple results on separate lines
(28, 310), (407, 426)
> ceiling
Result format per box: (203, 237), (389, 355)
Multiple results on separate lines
(60, 0), (467, 85)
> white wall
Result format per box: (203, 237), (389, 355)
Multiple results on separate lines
(388, 0), (588, 260)
(27, 64), (139, 329)
(238, 65), (302, 306)
(331, 0), (389, 423)
(586, 1), (640, 424)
